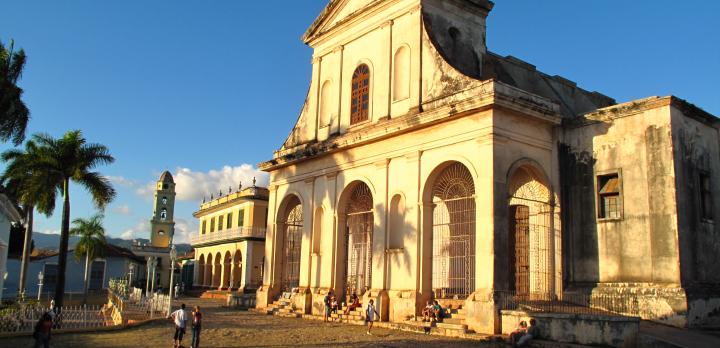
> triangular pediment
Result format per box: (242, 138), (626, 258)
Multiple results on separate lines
(303, 0), (382, 43)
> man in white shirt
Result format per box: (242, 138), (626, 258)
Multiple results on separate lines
(170, 303), (188, 348)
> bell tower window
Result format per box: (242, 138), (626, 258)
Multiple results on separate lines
(350, 64), (370, 125)
(160, 208), (168, 221)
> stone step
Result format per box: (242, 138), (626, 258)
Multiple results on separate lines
(277, 312), (302, 318)
(436, 322), (468, 331)
(441, 317), (464, 325)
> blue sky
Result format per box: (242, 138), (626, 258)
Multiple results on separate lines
(2, 0), (718, 243)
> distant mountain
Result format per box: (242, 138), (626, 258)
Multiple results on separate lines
(30, 232), (192, 254)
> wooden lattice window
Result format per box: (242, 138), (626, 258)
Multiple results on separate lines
(351, 64), (370, 125)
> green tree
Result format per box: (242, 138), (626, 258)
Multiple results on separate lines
(1, 139), (57, 298)
(30, 130), (116, 308)
(70, 214), (107, 305)
(0, 40), (30, 145)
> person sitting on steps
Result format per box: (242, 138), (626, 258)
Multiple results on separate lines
(344, 293), (361, 315)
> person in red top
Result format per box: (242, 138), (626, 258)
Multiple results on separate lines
(33, 312), (53, 348)
(191, 306), (202, 348)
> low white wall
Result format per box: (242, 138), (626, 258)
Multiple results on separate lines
(501, 310), (639, 348)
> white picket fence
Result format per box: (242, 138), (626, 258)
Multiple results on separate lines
(0, 304), (110, 333)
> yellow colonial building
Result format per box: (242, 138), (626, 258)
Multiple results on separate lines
(255, 0), (720, 340)
(191, 182), (268, 294)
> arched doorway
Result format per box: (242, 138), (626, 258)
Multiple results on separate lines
(430, 162), (476, 299)
(197, 254), (205, 288)
(344, 182), (374, 298)
(223, 251), (232, 289)
(507, 164), (555, 299)
(204, 254), (212, 287)
(280, 196), (303, 292)
(213, 253), (221, 288)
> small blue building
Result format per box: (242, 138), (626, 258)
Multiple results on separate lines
(3, 243), (145, 299)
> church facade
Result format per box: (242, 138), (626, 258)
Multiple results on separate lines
(256, 0), (720, 334)
(132, 171), (177, 290)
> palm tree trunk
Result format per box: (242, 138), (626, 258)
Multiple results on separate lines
(83, 252), (90, 306)
(18, 205), (33, 298)
(55, 178), (71, 309)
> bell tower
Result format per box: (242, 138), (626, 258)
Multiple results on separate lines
(150, 171), (176, 248)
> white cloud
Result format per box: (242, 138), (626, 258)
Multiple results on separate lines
(108, 175), (154, 200)
(173, 164), (268, 202)
(120, 220), (149, 240)
(107, 175), (139, 187)
(112, 204), (132, 215)
(120, 165), (267, 202)
(172, 218), (197, 244)
(42, 229), (60, 235)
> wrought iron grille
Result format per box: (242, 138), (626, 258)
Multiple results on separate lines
(507, 166), (557, 299)
(431, 163), (476, 299)
(345, 183), (373, 297)
(281, 202), (303, 291)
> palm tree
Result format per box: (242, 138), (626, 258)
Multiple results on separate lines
(29, 130), (116, 309)
(1, 140), (57, 298)
(0, 39), (30, 145)
(70, 214), (107, 305)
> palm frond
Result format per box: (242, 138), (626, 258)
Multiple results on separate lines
(77, 171), (116, 210)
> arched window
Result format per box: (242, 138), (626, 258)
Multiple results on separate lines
(350, 64), (370, 125)
(319, 80), (333, 127)
(393, 46), (410, 101)
(160, 208), (167, 221)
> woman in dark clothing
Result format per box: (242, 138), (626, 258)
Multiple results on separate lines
(191, 306), (202, 348)
(33, 312), (53, 348)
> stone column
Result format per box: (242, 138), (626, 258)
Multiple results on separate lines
(228, 251), (236, 291)
(367, 159), (389, 322)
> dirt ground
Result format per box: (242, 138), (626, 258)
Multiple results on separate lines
(0, 297), (507, 348)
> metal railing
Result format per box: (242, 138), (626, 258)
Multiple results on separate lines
(0, 303), (109, 333)
(107, 280), (171, 322)
(496, 291), (631, 317)
(190, 226), (266, 245)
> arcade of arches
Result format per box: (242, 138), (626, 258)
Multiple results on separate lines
(257, 157), (561, 334)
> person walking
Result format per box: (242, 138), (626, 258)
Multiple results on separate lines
(170, 303), (188, 348)
(190, 306), (202, 348)
(365, 299), (380, 335)
(33, 312), (53, 348)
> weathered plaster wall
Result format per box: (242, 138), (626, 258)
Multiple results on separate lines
(670, 104), (720, 327)
(562, 104), (680, 284)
